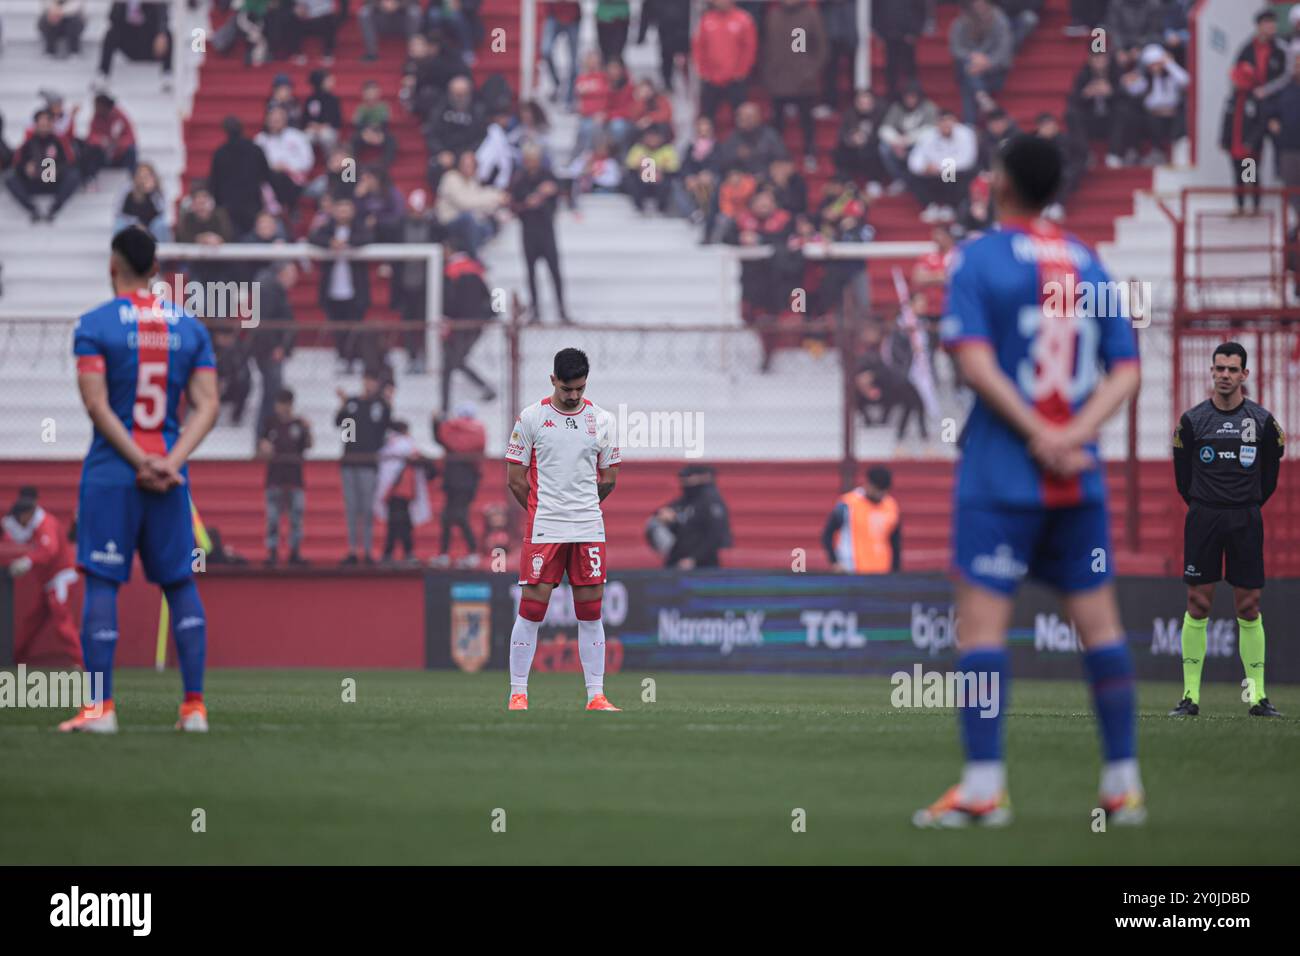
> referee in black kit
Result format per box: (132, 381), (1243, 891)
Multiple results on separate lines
(1169, 342), (1285, 717)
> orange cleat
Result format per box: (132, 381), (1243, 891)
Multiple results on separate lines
(1099, 790), (1147, 826)
(57, 701), (118, 734)
(508, 693), (529, 711)
(585, 694), (621, 712)
(175, 700), (209, 733)
(913, 784), (1011, 829)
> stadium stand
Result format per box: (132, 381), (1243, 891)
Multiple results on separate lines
(0, 0), (1291, 574)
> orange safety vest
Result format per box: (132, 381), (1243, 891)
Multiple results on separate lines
(834, 490), (899, 574)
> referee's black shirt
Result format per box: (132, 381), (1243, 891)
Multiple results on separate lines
(1172, 398), (1284, 506)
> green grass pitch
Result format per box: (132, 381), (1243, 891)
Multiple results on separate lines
(1, 670), (1296, 865)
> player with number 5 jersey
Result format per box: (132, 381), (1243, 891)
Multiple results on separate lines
(59, 226), (220, 735)
(504, 348), (621, 712)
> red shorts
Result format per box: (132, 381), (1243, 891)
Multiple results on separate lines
(518, 540), (606, 586)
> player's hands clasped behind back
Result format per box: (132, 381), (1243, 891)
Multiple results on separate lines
(1029, 422), (1097, 479)
(136, 455), (182, 494)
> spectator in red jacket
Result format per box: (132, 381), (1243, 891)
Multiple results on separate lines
(81, 93), (137, 185)
(694, 0), (757, 123)
(432, 404), (488, 566)
(2, 487), (80, 667)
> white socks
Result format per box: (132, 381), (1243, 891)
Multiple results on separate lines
(509, 615), (541, 694)
(577, 617), (606, 701)
(960, 761), (1007, 803)
(1100, 759), (1143, 798)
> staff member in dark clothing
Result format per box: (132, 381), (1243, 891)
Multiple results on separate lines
(509, 143), (572, 324)
(658, 465), (733, 569)
(335, 369), (392, 565)
(1169, 342), (1285, 718)
(432, 404), (487, 565)
(258, 388), (312, 567)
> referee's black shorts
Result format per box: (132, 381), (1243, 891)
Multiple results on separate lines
(1183, 503), (1265, 589)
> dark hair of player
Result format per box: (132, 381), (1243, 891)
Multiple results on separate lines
(554, 348), (589, 383)
(867, 466), (893, 491)
(1213, 341), (1248, 368)
(997, 134), (1063, 211)
(111, 225), (157, 278)
(275, 388), (295, 405)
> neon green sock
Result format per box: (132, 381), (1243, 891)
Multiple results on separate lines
(1238, 616), (1266, 704)
(1181, 613), (1208, 704)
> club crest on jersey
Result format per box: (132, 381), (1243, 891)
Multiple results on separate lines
(585, 412), (597, 436)
(1199, 446), (1215, 464)
(1240, 445), (1256, 467)
(530, 554), (544, 578)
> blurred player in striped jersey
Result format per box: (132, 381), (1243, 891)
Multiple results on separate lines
(914, 136), (1145, 828)
(58, 226), (219, 733)
(504, 348), (622, 711)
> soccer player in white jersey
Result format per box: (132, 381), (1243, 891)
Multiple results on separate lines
(504, 348), (622, 711)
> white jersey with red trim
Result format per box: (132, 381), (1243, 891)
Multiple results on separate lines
(505, 397), (621, 543)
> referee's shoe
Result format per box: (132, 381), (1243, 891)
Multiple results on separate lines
(1249, 698), (1282, 718)
(1169, 697), (1199, 717)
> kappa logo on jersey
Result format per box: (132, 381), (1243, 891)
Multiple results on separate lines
(89, 540), (125, 566)
(542, 419), (556, 428)
(1240, 445), (1257, 467)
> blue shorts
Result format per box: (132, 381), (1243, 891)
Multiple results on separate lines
(953, 501), (1113, 596)
(77, 481), (196, 585)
